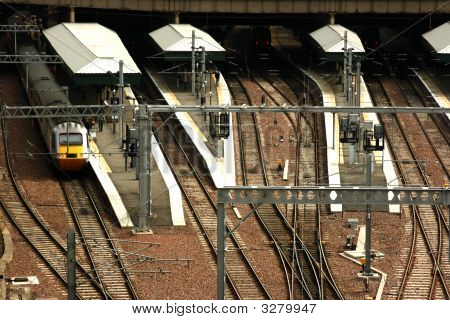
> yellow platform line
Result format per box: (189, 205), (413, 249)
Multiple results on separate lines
(89, 138), (112, 173)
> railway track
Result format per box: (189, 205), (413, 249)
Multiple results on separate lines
(406, 77), (450, 166)
(59, 172), (138, 300)
(0, 53), (113, 299)
(229, 75), (309, 299)
(153, 112), (270, 300)
(252, 72), (321, 298)
(367, 75), (450, 299)
(0, 39), (134, 299)
(252, 65), (343, 299)
(228, 70), (342, 299)
(274, 66), (343, 300)
(0, 120), (110, 299)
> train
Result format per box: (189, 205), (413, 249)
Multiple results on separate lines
(223, 25), (272, 57)
(252, 26), (271, 51)
(361, 27), (380, 49)
(8, 14), (90, 171)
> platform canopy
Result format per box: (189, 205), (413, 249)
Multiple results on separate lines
(422, 21), (450, 63)
(309, 24), (365, 62)
(149, 24), (225, 61)
(43, 23), (141, 86)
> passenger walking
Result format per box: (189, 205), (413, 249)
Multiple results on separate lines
(84, 118), (92, 136)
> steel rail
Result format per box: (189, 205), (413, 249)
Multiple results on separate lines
(0, 120), (110, 299)
(155, 115), (270, 299)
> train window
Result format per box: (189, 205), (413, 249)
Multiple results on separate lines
(59, 133), (83, 145)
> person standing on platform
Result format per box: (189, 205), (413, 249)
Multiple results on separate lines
(200, 93), (206, 106)
(98, 110), (105, 132)
(84, 118), (91, 136)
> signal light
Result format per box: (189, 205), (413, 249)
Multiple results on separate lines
(255, 41), (259, 46)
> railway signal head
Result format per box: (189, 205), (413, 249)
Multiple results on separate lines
(363, 124), (384, 151)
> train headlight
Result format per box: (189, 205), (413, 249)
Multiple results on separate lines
(57, 153), (66, 158)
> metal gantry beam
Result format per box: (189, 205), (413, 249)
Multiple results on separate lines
(1, 104), (447, 118)
(144, 104), (447, 114)
(218, 186), (449, 206)
(0, 104), (107, 118)
(216, 186), (450, 300)
(0, 25), (40, 32)
(0, 54), (63, 64)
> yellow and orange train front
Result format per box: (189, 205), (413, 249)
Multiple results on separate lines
(57, 145), (88, 171)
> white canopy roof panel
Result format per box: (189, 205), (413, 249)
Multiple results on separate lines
(43, 23), (140, 74)
(149, 24), (225, 52)
(422, 22), (450, 54)
(309, 24), (365, 53)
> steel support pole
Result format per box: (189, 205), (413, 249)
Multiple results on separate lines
(119, 60), (124, 145)
(174, 11), (180, 24)
(217, 202), (226, 300)
(25, 63), (28, 93)
(347, 48), (353, 104)
(349, 144), (355, 164)
(69, 7), (76, 23)
(343, 31), (347, 94)
(356, 61), (361, 107)
(201, 46), (206, 99)
(138, 105), (150, 231)
(332, 112), (336, 150)
(148, 112), (153, 221)
(364, 152), (373, 275)
(67, 229), (76, 300)
(191, 30), (195, 96)
(14, 24), (17, 54)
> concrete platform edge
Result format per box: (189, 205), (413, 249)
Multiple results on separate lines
(299, 66), (342, 212)
(89, 155), (134, 228)
(151, 69), (236, 188)
(151, 136), (185, 226)
(360, 78), (400, 213)
(413, 69), (450, 111)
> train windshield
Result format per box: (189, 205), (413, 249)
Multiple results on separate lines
(59, 133), (83, 145)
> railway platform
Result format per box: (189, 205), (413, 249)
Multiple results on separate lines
(144, 64), (236, 188)
(297, 68), (342, 212)
(272, 26), (399, 213)
(68, 84), (184, 228)
(43, 22), (184, 228)
(91, 120), (185, 227)
(331, 77), (399, 212)
(413, 69), (450, 121)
